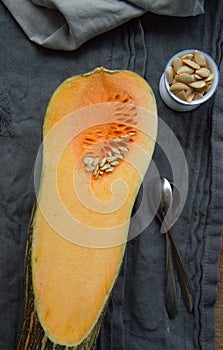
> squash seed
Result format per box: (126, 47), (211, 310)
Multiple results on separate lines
(110, 161), (119, 166)
(195, 87), (208, 94)
(166, 66), (174, 84)
(83, 157), (94, 165)
(99, 157), (107, 167)
(121, 135), (131, 141)
(93, 165), (99, 176)
(105, 167), (114, 173)
(193, 92), (204, 100)
(173, 57), (183, 73)
(205, 73), (214, 82)
(112, 147), (121, 155)
(185, 86), (193, 97)
(170, 82), (188, 93)
(177, 66), (194, 75)
(92, 157), (99, 166)
(189, 80), (206, 89)
(194, 50), (207, 66)
(100, 164), (111, 171)
(186, 92), (195, 103)
(175, 90), (188, 101)
(107, 156), (118, 162)
(195, 67), (211, 78)
(206, 80), (212, 87)
(182, 59), (200, 70)
(175, 73), (193, 84)
(194, 73), (203, 80)
(119, 146), (128, 152)
(181, 53), (193, 60)
(116, 154), (124, 160)
(113, 138), (122, 142)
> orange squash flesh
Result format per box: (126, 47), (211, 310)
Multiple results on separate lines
(24, 68), (157, 348)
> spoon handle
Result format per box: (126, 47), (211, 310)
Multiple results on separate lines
(167, 230), (194, 313)
(165, 233), (178, 319)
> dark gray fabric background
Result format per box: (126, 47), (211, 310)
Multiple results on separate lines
(0, 1), (222, 349)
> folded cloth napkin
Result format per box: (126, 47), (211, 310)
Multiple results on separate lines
(1, 0), (205, 50)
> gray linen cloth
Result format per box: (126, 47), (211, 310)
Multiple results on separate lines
(1, 0), (205, 50)
(2, 1), (223, 350)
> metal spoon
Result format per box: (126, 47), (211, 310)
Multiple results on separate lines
(167, 181), (194, 314)
(157, 177), (178, 318)
(150, 177), (193, 318)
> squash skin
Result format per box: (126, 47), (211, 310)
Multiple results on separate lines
(17, 67), (157, 349)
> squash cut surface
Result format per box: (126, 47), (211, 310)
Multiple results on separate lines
(18, 67), (158, 349)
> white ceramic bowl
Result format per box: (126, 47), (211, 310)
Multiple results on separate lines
(159, 49), (219, 112)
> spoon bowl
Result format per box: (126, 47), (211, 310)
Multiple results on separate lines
(159, 177), (173, 232)
(149, 176), (176, 232)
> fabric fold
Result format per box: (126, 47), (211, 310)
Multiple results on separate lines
(1, 0), (204, 51)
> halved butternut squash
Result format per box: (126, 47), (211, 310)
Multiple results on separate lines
(17, 67), (158, 349)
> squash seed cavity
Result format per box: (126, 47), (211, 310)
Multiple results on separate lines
(82, 129), (136, 179)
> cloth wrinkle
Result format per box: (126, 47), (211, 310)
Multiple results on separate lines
(0, 85), (11, 136)
(190, 152), (208, 349)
